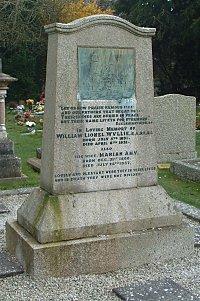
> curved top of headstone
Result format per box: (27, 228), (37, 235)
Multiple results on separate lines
(45, 14), (156, 37)
(154, 94), (196, 101)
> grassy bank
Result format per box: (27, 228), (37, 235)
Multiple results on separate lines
(0, 110), (200, 209)
(0, 111), (41, 190)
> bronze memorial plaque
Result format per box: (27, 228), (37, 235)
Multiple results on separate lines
(78, 47), (136, 103)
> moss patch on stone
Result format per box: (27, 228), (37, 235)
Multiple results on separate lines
(32, 191), (64, 241)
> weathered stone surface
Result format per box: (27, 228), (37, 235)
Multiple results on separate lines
(175, 200), (200, 222)
(195, 226), (200, 247)
(6, 221), (194, 277)
(0, 203), (9, 213)
(0, 251), (24, 278)
(0, 157), (22, 178)
(0, 139), (14, 155)
(113, 278), (199, 301)
(170, 158), (200, 183)
(0, 138), (23, 179)
(0, 188), (33, 197)
(0, 175), (27, 183)
(27, 158), (41, 172)
(36, 148), (42, 159)
(17, 186), (183, 243)
(154, 94), (197, 163)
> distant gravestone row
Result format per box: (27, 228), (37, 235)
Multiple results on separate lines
(6, 15), (194, 277)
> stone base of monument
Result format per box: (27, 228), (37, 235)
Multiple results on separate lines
(6, 185), (194, 276)
(6, 220), (193, 277)
(17, 186), (184, 243)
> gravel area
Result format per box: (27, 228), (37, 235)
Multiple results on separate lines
(0, 193), (199, 301)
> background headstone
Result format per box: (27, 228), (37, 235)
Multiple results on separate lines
(0, 59), (25, 181)
(154, 94), (196, 162)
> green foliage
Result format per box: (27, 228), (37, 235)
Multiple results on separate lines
(114, 0), (200, 101)
(3, 47), (46, 101)
(0, 0), (113, 102)
(0, 0), (46, 101)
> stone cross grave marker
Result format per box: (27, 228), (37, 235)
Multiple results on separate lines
(6, 15), (194, 277)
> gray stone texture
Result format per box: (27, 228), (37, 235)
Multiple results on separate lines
(0, 203), (9, 213)
(0, 139), (14, 155)
(0, 251), (24, 278)
(27, 157), (41, 172)
(0, 187), (34, 197)
(113, 278), (199, 301)
(6, 220), (194, 277)
(0, 138), (22, 179)
(175, 200), (200, 222)
(170, 158), (200, 183)
(195, 226), (200, 247)
(17, 186), (182, 243)
(36, 148), (41, 159)
(154, 94), (197, 162)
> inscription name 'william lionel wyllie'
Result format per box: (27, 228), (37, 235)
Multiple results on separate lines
(56, 129), (152, 139)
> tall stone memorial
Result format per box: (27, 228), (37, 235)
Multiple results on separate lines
(6, 15), (194, 276)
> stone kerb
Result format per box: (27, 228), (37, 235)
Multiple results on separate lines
(170, 158), (200, 183)
(154, 94), (197, 162)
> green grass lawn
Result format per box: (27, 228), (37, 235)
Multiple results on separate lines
(0, 109), (200, 209)
(0, 111), (41, 190)
(158, 168), (200, 209)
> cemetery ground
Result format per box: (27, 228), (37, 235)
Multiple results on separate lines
(0, 108), (200, 209)
(0, 193), (199, 301)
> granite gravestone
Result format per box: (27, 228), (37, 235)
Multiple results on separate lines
(154, 94), (196, 162)
(7, 15), (194, 277)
